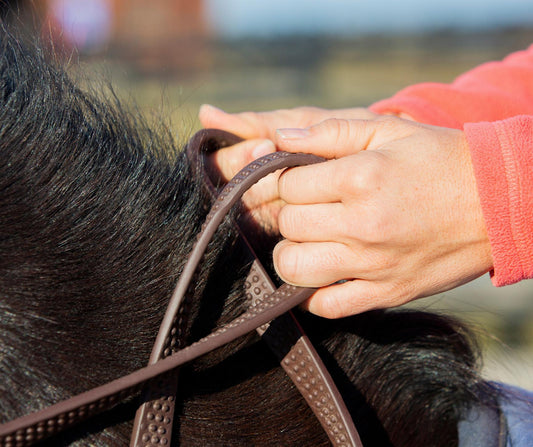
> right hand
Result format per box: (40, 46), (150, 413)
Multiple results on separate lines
(198, 105), (379, 232)
(271, 117), (491, 318)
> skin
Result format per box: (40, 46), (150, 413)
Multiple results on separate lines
(199, 104), (493, 318)
(200, 104), (379, 232)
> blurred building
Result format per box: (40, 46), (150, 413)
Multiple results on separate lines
(40, 0), (212, 73)
(111, 0), (212, 73)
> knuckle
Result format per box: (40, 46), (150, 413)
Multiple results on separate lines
(383, 280), (416, 307)
(375, 114), (419, 138)
(277, 205), (299, 239)
(375, 114), (399, 125)
(277, 169), (290, 200)
(319, 295), (345, 319)
(278, 167), (300, 202)
(318, 118), (353, 147)
(274, 242), (303, 283)
(336, 153), (386, 197)
(353, 283), (382, 312)
(374, 114), (405, 132)
(318, 246), (345, 272)
(367, 251), (396, 273)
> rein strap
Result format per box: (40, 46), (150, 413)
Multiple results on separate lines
(0, 131), (362, 447)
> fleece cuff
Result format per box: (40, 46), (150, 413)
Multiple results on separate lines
(465, 116), (533, 285)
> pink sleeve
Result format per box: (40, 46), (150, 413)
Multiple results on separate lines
(370, 44), (533, 128)
(465, 116), (533, 285)
(369, 47), (533, 285)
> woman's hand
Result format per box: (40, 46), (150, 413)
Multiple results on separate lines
(199, 104), (379, 141)
(272, 116), (493, 318)
(198, 105), (378, 232)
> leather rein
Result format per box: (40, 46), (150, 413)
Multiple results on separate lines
(0, 129), (363, 447)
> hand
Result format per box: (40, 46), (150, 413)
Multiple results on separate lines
(272, 116), (493, 318)
(198, 105), (379, 231)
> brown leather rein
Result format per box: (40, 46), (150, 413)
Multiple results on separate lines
(0, 129), (363, 447)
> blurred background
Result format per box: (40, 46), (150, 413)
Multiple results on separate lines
(4, 0), (533, 387)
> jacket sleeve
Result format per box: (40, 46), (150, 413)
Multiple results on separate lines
(370, 45), (533, 128)
(369, 46), (533, 286)
(465, 116), (533, 286)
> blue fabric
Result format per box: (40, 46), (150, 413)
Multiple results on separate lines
(458, 402), (502, 447)
(458, 382), (533, 447)
(496, 382), (533, 447)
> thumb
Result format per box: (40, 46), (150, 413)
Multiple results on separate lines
(274, 116), (413, 159)
(198, 104), (261, 139)
(199, 104), (276, 140)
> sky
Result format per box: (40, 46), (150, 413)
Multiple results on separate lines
(206, 0), (533, 38)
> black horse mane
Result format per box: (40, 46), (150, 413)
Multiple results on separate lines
(0, 25), (500, 446)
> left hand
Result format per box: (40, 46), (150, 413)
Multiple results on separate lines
(199, 104), (379, 232)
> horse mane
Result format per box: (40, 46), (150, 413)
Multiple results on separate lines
(0, 25), (499, 446)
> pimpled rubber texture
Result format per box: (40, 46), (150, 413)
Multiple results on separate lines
(0, 136), (325, 446)
(130, 136), (324, 447)
(0, 130), (362, 447)
(0, 284), (315, 446)
(188, 130), (362, 447)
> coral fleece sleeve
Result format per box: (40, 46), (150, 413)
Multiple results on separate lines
(370, 46), (533, 285)
(466, 117), (533, 285)
(370, 44), (533, 128)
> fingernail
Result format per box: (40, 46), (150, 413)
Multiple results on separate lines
(276, 128), (310, 140)
(252, 140), (276, 159)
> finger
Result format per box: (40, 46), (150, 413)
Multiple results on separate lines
(278, 158), (346, 204)
(242, 171), (281, 209)
(199, 104), (262, 139)
(330, 107), (380, 121)
(243, 197), (285, 235)
(302, 280), (391, 318)
(199, 105), (384, 141)
(206, 138), (280, 215)
(199, 104), (295, 140)
(273, 239), (357, 287)
(208, 138), (276, 182)
(274, 116), (415, 158)
(278, 203), (348, 242)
